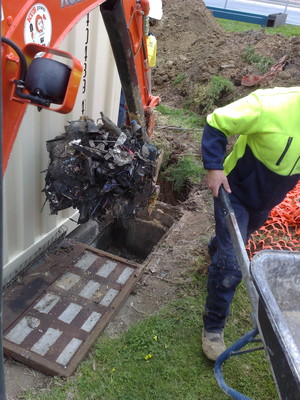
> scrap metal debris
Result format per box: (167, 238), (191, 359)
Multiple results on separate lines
(43, 113), (159, 224)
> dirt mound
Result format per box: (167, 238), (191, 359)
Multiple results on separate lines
(153, 0), (300, 113)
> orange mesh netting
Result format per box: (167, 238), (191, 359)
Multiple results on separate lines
(247, 181), (300, 257)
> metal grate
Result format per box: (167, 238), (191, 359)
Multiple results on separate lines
(3, 240), (144, 377)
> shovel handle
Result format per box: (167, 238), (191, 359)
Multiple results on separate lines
(218, 185), (257, 311)
(219, 184), (234, 216)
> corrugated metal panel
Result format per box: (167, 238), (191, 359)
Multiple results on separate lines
(3, 8), (121, 284)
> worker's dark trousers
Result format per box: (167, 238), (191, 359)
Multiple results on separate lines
(203, 194), (270, 332)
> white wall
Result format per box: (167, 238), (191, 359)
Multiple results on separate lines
(3, 7), (121, 284)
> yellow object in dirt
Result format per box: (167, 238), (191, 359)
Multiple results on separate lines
(147, 34), (157, 68)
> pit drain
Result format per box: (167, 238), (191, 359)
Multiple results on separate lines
(68, 204), (175, 263)
(3, 205), (175, 376)
(95, 216), (173, 262)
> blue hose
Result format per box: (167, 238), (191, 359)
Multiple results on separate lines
(214, 327), (259, 400)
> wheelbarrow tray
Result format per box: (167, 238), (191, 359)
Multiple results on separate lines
(250, 250), (300, 400)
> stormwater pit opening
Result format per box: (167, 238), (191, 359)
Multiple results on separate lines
(68, 201), (177, 264)
(93, 205), (175, 263)
(3, 202), (176, 377)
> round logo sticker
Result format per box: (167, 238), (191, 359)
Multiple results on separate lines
(24, 4), (52, 46)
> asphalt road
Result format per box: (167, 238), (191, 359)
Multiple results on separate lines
(203, 0), (300, 25)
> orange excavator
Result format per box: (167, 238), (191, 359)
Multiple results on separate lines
(0, 1), (159, 398)
(1, 0), (159, 174)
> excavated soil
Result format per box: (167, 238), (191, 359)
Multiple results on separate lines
(153, 0), (300, 111)
(4, 1), (300, 398)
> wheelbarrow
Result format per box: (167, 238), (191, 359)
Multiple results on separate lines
(215, 186), (300, 400)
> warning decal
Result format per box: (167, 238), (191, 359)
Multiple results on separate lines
(24, 4), (52, 46)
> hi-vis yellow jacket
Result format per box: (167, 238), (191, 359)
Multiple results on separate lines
(147, 33), (157, 68)
(202, 87), (300, 211)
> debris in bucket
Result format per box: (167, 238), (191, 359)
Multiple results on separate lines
(43, 113), (159, 224)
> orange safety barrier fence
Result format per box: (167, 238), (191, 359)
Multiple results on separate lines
(247, 181), (300, 257)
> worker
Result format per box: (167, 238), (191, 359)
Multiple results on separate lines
(117, 0), (163, 127)
(146, 19), (158, 95)
(201, 86), (300, 361)
(146, 0), (162, 95)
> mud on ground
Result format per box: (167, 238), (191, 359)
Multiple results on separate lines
(4, 0), (300, 398)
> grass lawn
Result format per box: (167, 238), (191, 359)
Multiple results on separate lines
(218, 18), (300, 36)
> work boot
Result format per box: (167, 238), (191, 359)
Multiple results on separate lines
(202, 329), (226, 361)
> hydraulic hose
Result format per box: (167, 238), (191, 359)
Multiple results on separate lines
(1, 37), (50, 107)
(1, 36), (27, 81)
